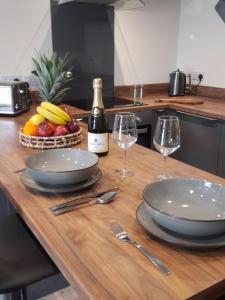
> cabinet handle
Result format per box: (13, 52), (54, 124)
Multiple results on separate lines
(137, 128), (148, 134)
(155, 109), (166, 113)
(176, 110), (217, 121)
(135, 116), (142, 123)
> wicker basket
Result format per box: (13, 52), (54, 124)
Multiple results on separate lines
(19, 128), (83, 149)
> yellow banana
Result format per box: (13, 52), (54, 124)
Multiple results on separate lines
(41, 102), (71, 122)
(37, 106), (66, 125)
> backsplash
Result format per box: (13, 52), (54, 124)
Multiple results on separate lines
(50, 0), (114, 102)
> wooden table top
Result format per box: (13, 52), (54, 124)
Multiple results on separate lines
(2, 102), (225, 299)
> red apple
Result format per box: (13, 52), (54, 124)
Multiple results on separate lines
(54, 125), (69, 136)
(37, 121), (54, 137)
(68, 118), (80, 133)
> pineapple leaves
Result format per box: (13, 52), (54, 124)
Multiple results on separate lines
(32, 51), (72, 103)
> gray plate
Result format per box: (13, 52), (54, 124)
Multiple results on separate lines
(136, 202), (225, 249)
(21, 168), (102, 193)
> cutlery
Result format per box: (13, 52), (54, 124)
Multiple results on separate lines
(52, 191), (117, 216)
(50, 186), (119, 212)
(14, 167), (26, 174)
(111, 223), (170, 276)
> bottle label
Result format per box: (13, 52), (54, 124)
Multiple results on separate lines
(88, 132), (108, 153)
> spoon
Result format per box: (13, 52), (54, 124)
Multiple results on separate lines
(52, 191), (117, 216)
(50, 186), (119, 212)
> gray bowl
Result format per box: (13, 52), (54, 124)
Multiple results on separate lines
(143, 179), (225, 237)
(25, 148), (99, 185)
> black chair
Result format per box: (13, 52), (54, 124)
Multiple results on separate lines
(0, 214), (58, 300)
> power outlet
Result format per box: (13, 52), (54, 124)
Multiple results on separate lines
(192, 72), (204, 81)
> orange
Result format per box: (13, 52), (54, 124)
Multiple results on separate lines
(23, 121), (37, 136)
(48, 121), (56, 131)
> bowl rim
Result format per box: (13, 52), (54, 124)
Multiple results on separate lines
(143, 178), (225, 223)
(25, 148), (99, 173)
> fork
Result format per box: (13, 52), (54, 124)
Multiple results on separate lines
(111, 223), (170, 276)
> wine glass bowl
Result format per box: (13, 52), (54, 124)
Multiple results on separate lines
(153, 115), (180, 179)
(112, 112), (137, 177)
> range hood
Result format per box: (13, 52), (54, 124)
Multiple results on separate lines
(56, 0), (145, 10)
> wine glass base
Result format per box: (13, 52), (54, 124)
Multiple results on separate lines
(115, 168), (134, 177)
(156, 174), (174, 181)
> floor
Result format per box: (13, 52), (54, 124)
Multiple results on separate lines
(38, 286), (78, 300)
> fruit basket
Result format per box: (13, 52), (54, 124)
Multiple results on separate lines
(19, 127), (83, 149)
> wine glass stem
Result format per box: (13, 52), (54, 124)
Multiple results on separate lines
(123, 149), (127, 171)
(162, 155), (167, 178)
(161, 155), (166, 179)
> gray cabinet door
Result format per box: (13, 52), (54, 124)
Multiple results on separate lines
(217, 122), (225, 178)
(173, 111), (220, 175)
(151, 110), (220, 175)
(151, 109), (176, 149)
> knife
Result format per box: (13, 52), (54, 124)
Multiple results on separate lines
(49, 186), (119, 212)
(52, 191), (117, 216)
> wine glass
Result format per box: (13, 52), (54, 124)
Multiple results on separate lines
(153, 115), (180, 179)
(112, 112), (138, 177)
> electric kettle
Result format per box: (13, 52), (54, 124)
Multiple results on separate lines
(169, 69), (191, 96)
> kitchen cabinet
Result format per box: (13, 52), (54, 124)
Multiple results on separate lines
(151, 109), (221, 175)
(151, 108), (177, 149)
(173, 110), (220, 175)
(107, 110), (152, 148)
(217, 122), (225, 178)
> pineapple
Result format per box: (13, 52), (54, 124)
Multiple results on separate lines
(32, 52), (72, 104)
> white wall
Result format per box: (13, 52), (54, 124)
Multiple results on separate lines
(177, 0), (225, 88)
(114, 0), (181, 86)
(0, 0), (52, 81)
(0, 0), (181, 87)
(3, 0), (225, 88)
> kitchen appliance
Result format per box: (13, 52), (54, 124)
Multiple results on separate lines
(169, 69), (191, 96)
(215, 0), (225, 23)
(63, 97), (145, 111)
(82, 108), (152, 149)
(0, 81), (31, 115)
(56, 0), (145, 10)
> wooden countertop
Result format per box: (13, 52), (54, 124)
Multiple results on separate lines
(2, 107), (225, 299)
(67, 94), (225, 121)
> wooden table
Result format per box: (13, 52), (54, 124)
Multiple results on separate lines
(2, 108), (225, 299)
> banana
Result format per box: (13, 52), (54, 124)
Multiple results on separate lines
(41, 102), (71, 122)
(37, 106), (66, 125)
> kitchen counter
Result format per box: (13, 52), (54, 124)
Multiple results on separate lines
(66, 93), (225, 121)
(2, 108), (225, 299)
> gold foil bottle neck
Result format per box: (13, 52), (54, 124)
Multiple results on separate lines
(93, 78), (102, 89)
(92, 78), (104, 109)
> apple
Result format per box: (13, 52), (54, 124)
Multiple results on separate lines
(68, 118), (80, 133)
(54, 125), (69, 136)
(37, 121), (54, 137)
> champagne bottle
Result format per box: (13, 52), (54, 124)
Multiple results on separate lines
(88, 78), (109, 156)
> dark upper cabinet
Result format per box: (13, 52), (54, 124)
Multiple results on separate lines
(151, 109), (221, 175)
